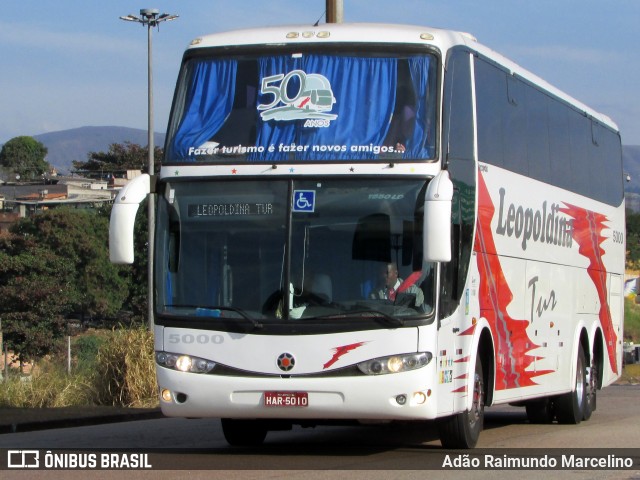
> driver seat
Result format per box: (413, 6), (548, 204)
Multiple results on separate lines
(309, 273), (333, 303)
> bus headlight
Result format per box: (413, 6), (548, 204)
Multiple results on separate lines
(175, 355), (192, 372)
(357, 352), (432, 375)
(156, 352), (216, 374)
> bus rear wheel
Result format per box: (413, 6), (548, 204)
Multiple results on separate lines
(221, 419), (268, 446)
(437, 358), (485, 448)
(583, 354), (598, 421)
(555, 345), (587, 424)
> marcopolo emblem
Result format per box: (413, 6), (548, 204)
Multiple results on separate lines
(277, 352), (296, 372)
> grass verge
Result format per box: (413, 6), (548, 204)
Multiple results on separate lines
(618, 364), (640, 384)
(0, 327), (158, 408)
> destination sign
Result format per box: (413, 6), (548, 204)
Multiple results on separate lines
(188, 203), (274, 217)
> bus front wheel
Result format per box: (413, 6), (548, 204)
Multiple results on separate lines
(437, 357), (485, 448)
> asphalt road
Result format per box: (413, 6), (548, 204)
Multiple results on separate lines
(1, 385), (639, 479)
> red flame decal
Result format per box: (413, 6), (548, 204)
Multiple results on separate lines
(559, 203), (618, 374)
(323, 342), (367, 369)
(475, 172), (547, 389)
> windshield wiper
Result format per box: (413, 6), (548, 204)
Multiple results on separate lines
(163, 305), (263, 330)
(308, 310), (405, 327)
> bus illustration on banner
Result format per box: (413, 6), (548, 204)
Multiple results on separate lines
(258, 70), (337, 122)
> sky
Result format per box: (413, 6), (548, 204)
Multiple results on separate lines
(1, 0), (638, 145)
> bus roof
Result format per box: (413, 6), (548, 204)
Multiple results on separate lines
(187, 23), (617, 132)
(188, 22), (471, 51)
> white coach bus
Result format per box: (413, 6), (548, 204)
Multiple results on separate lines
(110, 23), (624, 448)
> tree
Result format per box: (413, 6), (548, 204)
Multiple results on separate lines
(72, 141), (163, 177)
(0, 234), (74, 363)
(127, 198), (150, 322)
(626, 209), (640, 270)
(96, 202), (150, 323)
(10, 208), (130, 321)
(0, 136), (50, 181)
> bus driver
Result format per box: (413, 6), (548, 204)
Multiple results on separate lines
(370, 262), (424, 308)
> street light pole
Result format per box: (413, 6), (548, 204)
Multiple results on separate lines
(120, 9), (178, 329)
(326, 0), (344, 23)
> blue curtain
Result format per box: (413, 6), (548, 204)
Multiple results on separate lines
(404, 56), (433, 158)
(253, 56), (300, 161)
(297, 55), (397, 160)
(170, 59), (238, 160)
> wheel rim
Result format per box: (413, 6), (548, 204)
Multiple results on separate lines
(469, 371), (484, 428)
(588, 358), (596, 398)
(576, 354), (585, 409)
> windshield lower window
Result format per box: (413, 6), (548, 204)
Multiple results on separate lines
(165, 50), (437, 163)
(155, 179), (434, 330)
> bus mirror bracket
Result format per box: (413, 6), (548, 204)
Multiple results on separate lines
(109, 173), (151, 264)
(423, 170), (454, 262)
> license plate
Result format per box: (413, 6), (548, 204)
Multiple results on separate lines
(264, 391), (309, 407)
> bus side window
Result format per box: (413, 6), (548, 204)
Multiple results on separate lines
(444, 49), (474, 164)
(441, 48), (475, 322)
(439, 190), (461, 321)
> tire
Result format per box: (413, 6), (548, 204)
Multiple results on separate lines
(221, 419), (268, 447)
(555, 345), (587, 424)
(438, 358), (485, 449)
(583, 354), (598, 421)
(525, 398), (554, 424)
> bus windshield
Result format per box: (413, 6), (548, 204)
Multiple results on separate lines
(165, 50), (438, 163)
(155, 178), (435, 329)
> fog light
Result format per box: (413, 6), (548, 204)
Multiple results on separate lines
(396, 394), (407, 405)
(161, 389), (172, 403)
(413, 391), (427, 404)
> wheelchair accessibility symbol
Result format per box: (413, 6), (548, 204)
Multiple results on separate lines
(293, 190), (315, 212)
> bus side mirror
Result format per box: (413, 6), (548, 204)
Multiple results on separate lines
(423, 170), (453, 262)
(109, 174), (151, 264)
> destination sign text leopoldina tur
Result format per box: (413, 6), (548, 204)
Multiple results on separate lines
(188, 203), (274, 217)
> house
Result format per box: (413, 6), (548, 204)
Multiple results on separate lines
(0, 171), (141, 233)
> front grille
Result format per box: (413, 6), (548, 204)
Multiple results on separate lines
(210, 363), (362, 378)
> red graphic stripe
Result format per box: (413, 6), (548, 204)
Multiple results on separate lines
(559, 203), (618, 374)
(459, 324), (476, 336)
(532, 369), (555, 377)
(475, 171), (542, 390)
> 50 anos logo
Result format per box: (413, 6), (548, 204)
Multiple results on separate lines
(257, 69), (337, 124)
